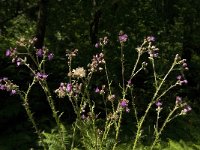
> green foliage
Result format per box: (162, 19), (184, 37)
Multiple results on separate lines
(41, 124), (70, 150)
(162, 139), (198, 150)
(1, 0), (200, 149)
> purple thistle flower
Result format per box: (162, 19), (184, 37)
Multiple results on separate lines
(186, 105), (192, 112)
(183, 80), (188, 84)
(6, 49), (11, 57)
(16, 58), (22, 66)
(147, 36), (155, 42)
(0, 84), (6, 90)
(3, 77), (8, 81)
(66, 83), (72, 92)
(119, 34), (128, 43)
(182, 105), (192, 114)
(176, 75), (188, 85)
(36, 72), (48, 80)
(10, 89), (17, 95)
(176, 75), (182, 80)
(182, 63), (187, 67)
(95, 87), (100, 93)
(127, 80), (133, 87)
(36, 49), (44, 57)
(176, 96), (182, 104)
(156, 101), (162, 107)
(126, 107), (130, 113)
(120, 99), (128, 108)
(95, 43), (99, 48)
(48, 53), (54, 60)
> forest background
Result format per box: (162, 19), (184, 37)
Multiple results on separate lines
(0, 0), (200, 149)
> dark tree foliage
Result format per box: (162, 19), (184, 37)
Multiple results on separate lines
(0, 0), (200, 148)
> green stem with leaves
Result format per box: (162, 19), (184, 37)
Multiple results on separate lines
(151, 106), (178, 149)
(39, 80), (66, 150)
(112, 110), (123, 150)
(19, 78), (47, 149)
(132, 58), (177, 149)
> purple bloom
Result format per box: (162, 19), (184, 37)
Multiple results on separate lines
(95, 87), (100, 93)
(176, 96), (182, 104)
(48, 53), (54, 60)
(147, 36), (155, 42)
(36, 49), (44, 57)
(6, 49), (11, 57)
(119, 34), (128, 43)
(127, 80), (133, 87)
(60, 82), (65, 87)
(182, 80), (188, 84)
(10, 89), (17, 95)
(16, 58), (22, 66)
(156, 101), (162, 107)
(66, 83), (72, 92)
(3, 77), (8, 81)
(176, 75), (188, 86)
(126, 107), (130, 113)
(182, 63), (187, 67)
(0, 84), (6, 90)
(176, 75), (182, 80)
(95, 43), (99, 48)
(182, 105), (192, 114)
(186, 105), (192, 111)
(120, 99), (128, 108)
(36, 72), (48, 80)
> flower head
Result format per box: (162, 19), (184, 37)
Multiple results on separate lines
(11, 89), (17, 95)
(0, 78), (18, 95)
(120, 99), (129, 108)
(35, 72), (48, 80)
(6, 49), (11, 57)
(147, 36), (155, 42)
(126, 107), (130, 113)
(95, 43), (99, 48)
(181, 105), (192, 115)
(36, 49), (44, 57)
(71, 67), (86, 78)
(176, 96), (182, 105)
(176, 75), (188, 85)
(66, 83), (72, 92)
(119, 31), (128, 43)
(156, 101), (162, 107)
(103, 36), (109, 45)
(95, 87), (100, 93)
(107, 94), (115, 102)
(55, 83), (67, 98)
(48, 53), (54, 60)
(16, 58), (23, 66)
(0, 84), (6, 90)
(88, 53), (105, 72)
(5, 48), (17, 58)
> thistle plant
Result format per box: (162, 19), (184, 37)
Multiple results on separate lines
(1, 33), (191, 150)
(1, 38), (66, 149)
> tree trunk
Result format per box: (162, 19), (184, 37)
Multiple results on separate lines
(34, 0), (48, 49)
(90, 9), (102, 45)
